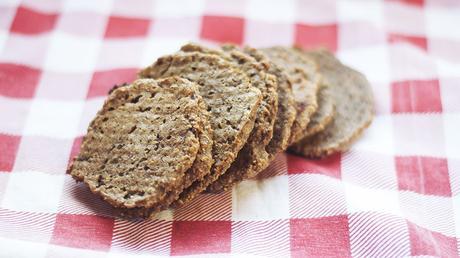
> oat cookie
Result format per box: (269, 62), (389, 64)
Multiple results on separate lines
(139, 51), (262, 207)
(289, 50), (374, 158)
(261, 46), (321, 144)
(208, 46), (297, 192)
(304, 84), (335, 137)
(180, 43), (280, 193)
(69, 78), (213, 214)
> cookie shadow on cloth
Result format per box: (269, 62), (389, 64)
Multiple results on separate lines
(68, 182), (116, 218)
(254, 152), (288, 180)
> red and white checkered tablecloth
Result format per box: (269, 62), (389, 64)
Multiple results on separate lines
(1, 0), (459, 257)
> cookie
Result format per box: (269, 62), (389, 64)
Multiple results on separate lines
(139, 51), (262, 207)
(289, 49), (374, 158)
(261, 46), (321, 144)
(207, 46), (297, 192)
(69, 77), (213, 213)
(245, 47), (297, 156)
(303, 84), (335, 138)
(180, 43), (278, 146)
(180, 43), (279, 193)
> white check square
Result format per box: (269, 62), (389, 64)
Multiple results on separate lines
(342, 151), (398, 190)
(244, 20), (294, 47)
(204, 0), (246, 17)
(111, 0), (153, 18)
(1, 34), (49, 68)
(345, 182), (402, 217)
(389, 44), (437, 81)
(63, 0), (112, 14)
(384, 2), (426, 36)
(296, 0), (336, 24)
(45, 34), (100, 73)
(0, 97), (30, 135)
(35, 71), (92, 101)
(338, 21), (386, 51)
(0, 31), (7, 53)
(348, 212), (410, 257)
(393, 114), (446, 157)
(48, 244), (107, 258)
(338, 1), (383, 26)
(426, 8), (460, 40)
(77, 98), (104, 136)
(353, 115), (395, 155)
(21, 0), (61, 12)
(0, 237), (48, 258)
(24, 99), (83, 139)
(232, 175), (289, 221)
(444, 114), (460, 159)
(0, 0), (20, 7)
(232, 220), (290, 257)
(13, 136), (73, 174)
(0, 173), (9, 202)
(435, 58), (460, 78)
(290, 174), (346, 218)
(141, 38), (189, 67)
(453, 194), (460, 238)
(246, 0), (295, 23)
(154, 0), (205, 18)
(96, 39), (145, 70)
(338, 45), (391, 83)
(2, 171), (65, 213)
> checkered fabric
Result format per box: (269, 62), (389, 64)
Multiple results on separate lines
(0, 0), (459, 257)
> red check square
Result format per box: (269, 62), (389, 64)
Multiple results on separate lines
(87, 68), (138, 98)
(10, 6), (57, 34)
(295, 23), (338, 52)
(290, 216), (351, 258)
(50, 214), (114, 251)
(0, 63), (41, 98)
(170, 221), (231, 255)
(68, 136), (83, 168)
(287, 153), (341, 179)
(0, 134), (21, 172)
(200, 15), (244, 44)
(387, 0), (425, 6)
(388, 33), (427, 50)
(391, 79), (443, 113)
(111, 219), (172, 255)
(104, 16), (150, 38)
(407, 221), (457, 257)
(395, 156), (451, 196)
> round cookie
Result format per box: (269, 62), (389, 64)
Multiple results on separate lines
(181, 43), (278, 145)
(303, 84), (335, 137)
(245, 47), (297, 156)
(207, 46), (297, 192)
(69, 77), (213, 213)
(180, 43), (280, 193)
(289, 50), (374, 158)
(261, 47), (321, 144)
(139, 52), (262, 208)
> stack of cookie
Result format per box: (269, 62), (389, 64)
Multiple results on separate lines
(68, 43), (374, 218)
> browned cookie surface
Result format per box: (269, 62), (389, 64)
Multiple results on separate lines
(303, 84), (335, 138)
(180, 43), (280, 193)
(207, 46), (297, 192)
(139, 51), (261, 208)
(261, 46), (321, 144)
(289, 50), (374, 158)
(181, 43), (278, 145)
(69, 78), (213, 213)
